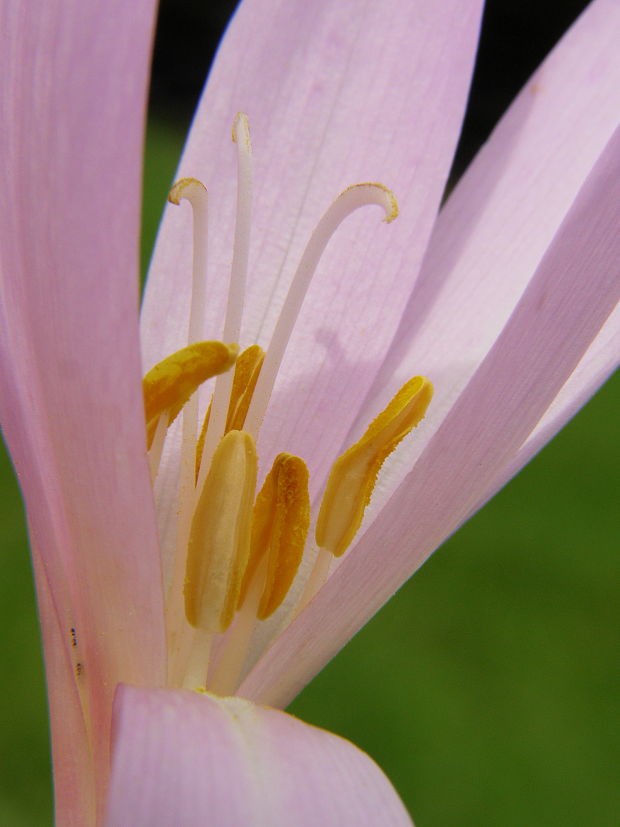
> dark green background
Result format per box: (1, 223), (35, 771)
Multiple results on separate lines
(1, 1), (618, 824)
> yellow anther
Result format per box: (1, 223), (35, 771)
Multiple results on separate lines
(143, 341), (238, 449)
(226, 344), (265, 432)
(185, 430), (257, 633)
(239, 453), (310, 620)
(316, 376), (433, 557)
(195, 345), (264, 479)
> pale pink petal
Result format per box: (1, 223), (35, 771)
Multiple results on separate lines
(240, 124), (620, 707)
(143, 0), (484, 496)
(476, 308), (619, 511)
(31, 549), (96, 827)
(350, 0), (620, 522)
(240, 0), (620, 672)
(0, 0), (165, 812)
(106, 686), (412, 827)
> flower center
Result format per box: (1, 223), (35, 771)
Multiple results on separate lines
(142, 114), (432, 694)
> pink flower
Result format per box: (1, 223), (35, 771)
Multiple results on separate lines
(1, 0), (618, 824)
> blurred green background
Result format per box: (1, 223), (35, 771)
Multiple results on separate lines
(1, 1), (618, 825)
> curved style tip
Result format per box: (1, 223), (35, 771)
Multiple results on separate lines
(168, 177), (208, 206)
(340, 182), (399, 223)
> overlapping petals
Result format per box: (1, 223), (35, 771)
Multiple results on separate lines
(241, 121), (620, 706)
(165, 0), (619, 687)
(106, 686), (413, 827)
(359, 0), (620, 520)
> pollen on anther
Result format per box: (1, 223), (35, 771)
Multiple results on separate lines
(316, 375), (433, 558)
(185, 430), (258, 633)
(143, 341), (238, 448)
(239, 453), (310, 620)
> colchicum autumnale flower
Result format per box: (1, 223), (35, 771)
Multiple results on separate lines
(1, 0), (619, 824)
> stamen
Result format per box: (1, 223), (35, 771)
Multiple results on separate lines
(198, 114), (254, 486)
(185, 430), (257, 634)
(168, 178), (209, 345)
(243, 183), (398, 438)
(195, 344), (265, 480)
(207, 453), (309, 696)
(240, 452), (310, 619)
(142, 341), (238, 447)
(316, 376), (433, 557)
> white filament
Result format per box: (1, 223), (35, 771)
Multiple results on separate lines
(243, 183), (398, 438)
(180, 628), (213, 691)
(207, 554), (268, 696)
(294, 546), (332, 617)
(224, 113), (253, 343)
(197, 113), (253, 493)
(167, 177), (209, 345)
(170, 178), (209, 570)
(165, 178), (210, 671)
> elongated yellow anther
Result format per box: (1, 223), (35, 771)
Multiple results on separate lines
(195, 345), (265, 479)
(316, 376), (433, 557)
(143, 341), (238, 448)
(226, 344), (265, 432)
(239, 453), (310, 619)
(185, 430), (257, 633)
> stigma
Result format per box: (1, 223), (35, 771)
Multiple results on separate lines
(143, 114), (432, 692)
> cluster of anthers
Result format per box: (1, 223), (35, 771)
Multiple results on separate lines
(142, 113), (433, 696)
